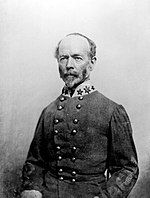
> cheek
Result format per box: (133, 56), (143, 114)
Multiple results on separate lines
(77, 62), (90, 74)
(59, 64), (65, 73)
(82, 68), (88, 77)
(59, 66), (65, 78)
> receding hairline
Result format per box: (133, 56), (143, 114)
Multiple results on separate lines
(55, 33), (96, 59)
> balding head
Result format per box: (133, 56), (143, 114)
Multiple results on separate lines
(55, 33), (96, 61)
(55, 33), (97, 88)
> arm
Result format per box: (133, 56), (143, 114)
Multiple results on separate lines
(102, 105), (139, 198)
(21, 109), (48, 195)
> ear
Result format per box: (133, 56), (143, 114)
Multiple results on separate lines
(91, 56), (97, 64)
(89, 56), (97, 71)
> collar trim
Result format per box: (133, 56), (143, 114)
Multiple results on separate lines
(62, 82), (96, 97)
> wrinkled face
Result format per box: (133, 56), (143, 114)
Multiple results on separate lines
(57, 35), (95, 88)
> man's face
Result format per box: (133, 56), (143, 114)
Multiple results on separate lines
(57, 35), (95, 88)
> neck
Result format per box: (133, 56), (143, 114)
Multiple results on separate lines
(66, 78), (90, 97)
(67, 77), (90, 91)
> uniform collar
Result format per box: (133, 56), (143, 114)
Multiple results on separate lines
(62, 80), (96, 97)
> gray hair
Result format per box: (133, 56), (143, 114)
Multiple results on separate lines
(55, 33), (96, 60)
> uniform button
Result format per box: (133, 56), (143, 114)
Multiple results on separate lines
(54, 119), (59, 124)
(76, 104), (81, 109)
(72, 146), (77, 152)
(58, 156), (62, 160)
(56, 146), (61, 150)
(60, 97), (65, 102)
(59, 176), (64, 180)
(72, 178), (76, 182)
(54, 129), (58, 134)
(58, 105), (63, 110)
(72, 171), (76, 176)
(58, 168), (63, 173)
(71, 157), (76, 162)
(78, 96), (83, 100)
(73, 119), (78, 124)
(72, 129), (77, 135)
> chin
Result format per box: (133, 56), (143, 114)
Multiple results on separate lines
(65, 81), (76, 88)
(65, 78), (81, 89)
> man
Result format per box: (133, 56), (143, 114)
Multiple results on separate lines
(21, 33), (139, 198)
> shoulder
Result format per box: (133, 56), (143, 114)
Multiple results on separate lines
(92, 91), (120, 113)
(41, 95), (61, 116)
(95, 91), (131, 125)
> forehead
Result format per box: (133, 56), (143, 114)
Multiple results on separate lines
(58, 35), (90, 56)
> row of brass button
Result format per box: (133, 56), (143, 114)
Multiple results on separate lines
(58, 168), (77, 182)
(54, 129), (77, 135)
(56, 96), (83, 183)
(54, 118), (79, 125)
(57, 104), (81, 111)
(58, 169), (76, 176)
(55, 95), (83, 136)
(59, 176), (76, 182)
(56, 145), (77, 152)
(57, 155), (76, 162)
(59, 96), (83, 102)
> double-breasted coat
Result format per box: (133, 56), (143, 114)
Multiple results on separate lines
(21, 82), (139, 198)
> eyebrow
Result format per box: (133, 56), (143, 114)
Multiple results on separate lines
(59, 55), (69, 58)
(59, 54), (83, 59)
(72, 54), (82, 57)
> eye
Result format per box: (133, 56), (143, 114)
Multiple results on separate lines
(74, 56), (82, 61)
(59, 56), (68, 62)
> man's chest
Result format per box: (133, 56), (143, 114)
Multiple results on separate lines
(44, 94), (110, 155)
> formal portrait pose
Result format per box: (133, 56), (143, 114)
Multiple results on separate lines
(21, 33), (139, 198)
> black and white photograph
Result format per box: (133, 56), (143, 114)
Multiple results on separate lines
(0, 0), (150, 197)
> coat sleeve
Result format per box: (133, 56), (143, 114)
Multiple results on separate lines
(102, 105), (139, 198)
(21, 109), (48, 193)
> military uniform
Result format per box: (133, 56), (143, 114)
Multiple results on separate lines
(22, 81), (139, 198)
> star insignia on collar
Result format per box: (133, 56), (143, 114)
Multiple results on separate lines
(91, 86), (95, 90)
(77, 89), (83, 95)
(84, 86), (91, 94)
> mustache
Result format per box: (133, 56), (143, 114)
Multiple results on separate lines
(64, 72), (78, 78)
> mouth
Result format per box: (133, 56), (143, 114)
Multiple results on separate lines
(64, 73), (78, 78)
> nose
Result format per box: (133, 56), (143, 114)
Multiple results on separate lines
(66, 57), (74, 70)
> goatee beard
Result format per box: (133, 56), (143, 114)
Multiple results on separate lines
(60, 67), (89, 89)
(65, 76), (77, 88)
(65, 75), (89, 90)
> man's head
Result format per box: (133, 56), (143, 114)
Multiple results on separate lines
(55, 33), (97, 89)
